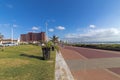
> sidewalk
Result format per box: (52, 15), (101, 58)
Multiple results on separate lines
(55, 51), (74, 80)
(60, 46), (120, 80)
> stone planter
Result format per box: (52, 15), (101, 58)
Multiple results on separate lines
(42, 47), (50, 60)
(51, 46), (55, 51)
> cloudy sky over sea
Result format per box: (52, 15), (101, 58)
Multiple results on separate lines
(0, 0), (120, 41)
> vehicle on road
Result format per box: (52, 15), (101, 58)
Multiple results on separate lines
(3, 43), (18, 46)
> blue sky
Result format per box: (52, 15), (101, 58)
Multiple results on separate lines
(0, 0), (120, 42)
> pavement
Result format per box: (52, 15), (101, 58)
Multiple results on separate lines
(55, 51), (74, 80)
(59, 46), (120, 80)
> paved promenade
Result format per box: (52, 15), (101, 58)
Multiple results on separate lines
(60, 46), (120, 80)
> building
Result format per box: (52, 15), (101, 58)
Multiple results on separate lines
(20, 32), (46, 43)
(1, 39), (18, 44)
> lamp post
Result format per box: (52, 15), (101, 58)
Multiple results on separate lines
(45, 22), (48, 42)
(11, 27), (13, 43)
(11, 24), (16, 43)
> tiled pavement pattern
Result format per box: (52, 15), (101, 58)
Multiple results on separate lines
(60, 46), (120, 80)
(66, 58), (120, 70)
(108, 68), (120, 75)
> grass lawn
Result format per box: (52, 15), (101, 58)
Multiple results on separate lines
(0, 45), (56, 80)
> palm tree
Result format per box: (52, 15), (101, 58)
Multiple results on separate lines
(50, 35), (59, 45)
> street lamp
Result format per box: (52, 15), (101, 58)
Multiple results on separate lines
(11, 24), (17, 43)
(45, 22), (48, 42)
(11, 27), (13, 43)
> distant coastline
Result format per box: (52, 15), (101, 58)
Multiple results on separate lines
(66, 41), (120, 44)
(78, 41), (120, 44)
(66, 42), (120, 51)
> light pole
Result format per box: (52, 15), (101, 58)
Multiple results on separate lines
(45, 22), (48, 42)
(11, 27), (13, 43)
(11, 24), (16, 43)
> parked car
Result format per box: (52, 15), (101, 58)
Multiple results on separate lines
(0, 43), (3, 47)
(3, 43), (18, 46)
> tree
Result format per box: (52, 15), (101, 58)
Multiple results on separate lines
(50, 35), (59, 45)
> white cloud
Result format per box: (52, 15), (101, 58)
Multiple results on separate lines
(89, 25), (96, 28)
(48, 28), (54, 32)
(0, 24), (10, 27)
(13, 24), (18, 27)
(0, 24), (19, 28)
(51, 19), (56, 22)
(56, 26), (65, 30)
(12, 19), (17, 22)
(6, 4), (13, 8)
(65, 28), (120, 42)
(32, 26), (39, 30)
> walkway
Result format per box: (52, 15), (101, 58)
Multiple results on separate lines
(60, 46), (120, 80)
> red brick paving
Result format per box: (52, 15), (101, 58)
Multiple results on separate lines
(65, 46), (120, 59)
(108, 68), (120, 75)
(72, 69), (120, 80)
(60, 46), (120, 80)
(60, 47), (86, 60)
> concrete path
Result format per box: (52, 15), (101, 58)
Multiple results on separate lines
(55, 51), (74, 80)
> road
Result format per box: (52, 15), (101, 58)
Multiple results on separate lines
(60, 46), (120, 80)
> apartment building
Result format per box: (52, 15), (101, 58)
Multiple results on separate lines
(20, 32), (46, 43)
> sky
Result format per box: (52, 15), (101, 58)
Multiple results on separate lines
(0, 0), (120, 42)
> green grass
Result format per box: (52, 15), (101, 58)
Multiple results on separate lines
(0, 45), (56, 80)
(72, 44), (120, 51)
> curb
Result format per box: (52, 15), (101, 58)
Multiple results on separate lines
(55, 51), (74, 80)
